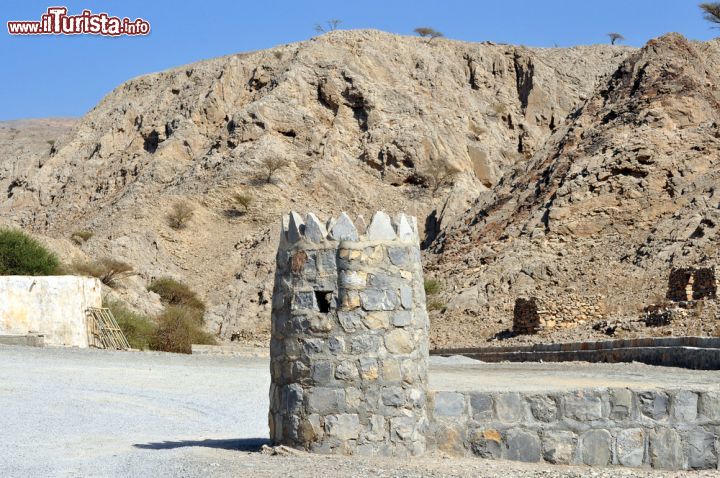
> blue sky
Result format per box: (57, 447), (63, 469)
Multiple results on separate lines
(1, 0), (717, 120)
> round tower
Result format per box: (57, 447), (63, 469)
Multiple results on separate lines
(269, 211), (429, 456)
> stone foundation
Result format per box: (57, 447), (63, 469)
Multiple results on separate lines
(269, 211), (429, 456)
(428, 387), (720, 470)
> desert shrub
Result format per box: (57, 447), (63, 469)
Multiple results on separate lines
(231, 193), (253, 212)
(425, 279), (446, 312)
(492, 103), (508, 116)
(0, 229), (60, 276)
(260, 157), (290, 183)
(70, 230), (94, 245)
(72, 258), (134, 287)
(147, 277), (206, 314)
(420, 163), (459, 196)
(105, 300), (157, 350)
(427, 299), (446, 312)
(149, 305), (216, 354)
(166, 201), (194, 230)
(424, 278), (442, 296)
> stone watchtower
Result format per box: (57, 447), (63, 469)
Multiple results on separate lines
(269, 211), (429, 456)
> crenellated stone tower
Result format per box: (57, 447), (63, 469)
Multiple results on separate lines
(269, 211), (429, 456)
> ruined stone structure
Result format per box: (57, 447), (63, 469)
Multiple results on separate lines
(269, 211), (429, 456)
(513, 295), (606, 335)
(513, 298), (540, 334)
(667, 267), (717, 302)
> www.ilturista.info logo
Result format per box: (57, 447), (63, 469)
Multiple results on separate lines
(7, 7), (150, 36)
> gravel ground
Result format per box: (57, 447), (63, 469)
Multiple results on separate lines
(0, 345), (715, 477)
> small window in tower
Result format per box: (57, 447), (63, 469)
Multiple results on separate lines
(314, 290), (332, 313)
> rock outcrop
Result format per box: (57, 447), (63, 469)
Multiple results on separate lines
(429, 34), (720, 347)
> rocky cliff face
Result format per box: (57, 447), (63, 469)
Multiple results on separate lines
(429, 33), (720, 347)
(0, 30), (630, 344)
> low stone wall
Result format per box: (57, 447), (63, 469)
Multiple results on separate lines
(428, 387), (720, 470)
(433, 337), (720, 370)
(0, 276), (102, 347)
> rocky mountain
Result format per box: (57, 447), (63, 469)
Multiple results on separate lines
(428, 33), (720, 347)
(0, 30), (631, 346)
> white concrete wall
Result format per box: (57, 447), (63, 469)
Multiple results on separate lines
(0, 276), (102, 347)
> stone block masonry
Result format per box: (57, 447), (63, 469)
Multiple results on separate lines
(428, 387), (720, 470)
(513, 294), (605, 334)
(269, 211), (429, 457)
(268, 211), (718, 469)
(667, 267), (717, 302)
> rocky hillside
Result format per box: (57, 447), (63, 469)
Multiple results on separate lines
(429, 33), (720, 347)
(0, 117), (76, 221)
(0, 30), (629, 345)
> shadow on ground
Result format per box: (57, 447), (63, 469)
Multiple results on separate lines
(134, 438), (270, 451)
(492, 329), (516, 341)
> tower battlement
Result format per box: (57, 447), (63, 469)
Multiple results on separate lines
(278, 211), (420, 248)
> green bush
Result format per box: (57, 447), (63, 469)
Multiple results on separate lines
(72, 258), (134, 287)
(427, 299), (446, 312)
(166, 201), (194, 230)
(0, 229), (60, 276)
(149, 305), (216, 354)
(424, 278), (442, 296)
(148, 277), (206, 313)
(105, 300), (157, 350)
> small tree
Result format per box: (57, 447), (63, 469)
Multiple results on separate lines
(260, 157), (290, 183)
(607, 32), (625, 45)
(314, 19), (342, 33)
(422, 163), (460, 196)
(231, 193), (253, 213)
(167, 201), (194, 230)
(700, 2), (720, 26)
(414, 27), (444, 43)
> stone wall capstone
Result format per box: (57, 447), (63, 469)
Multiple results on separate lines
(269, 211), (429, 456)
